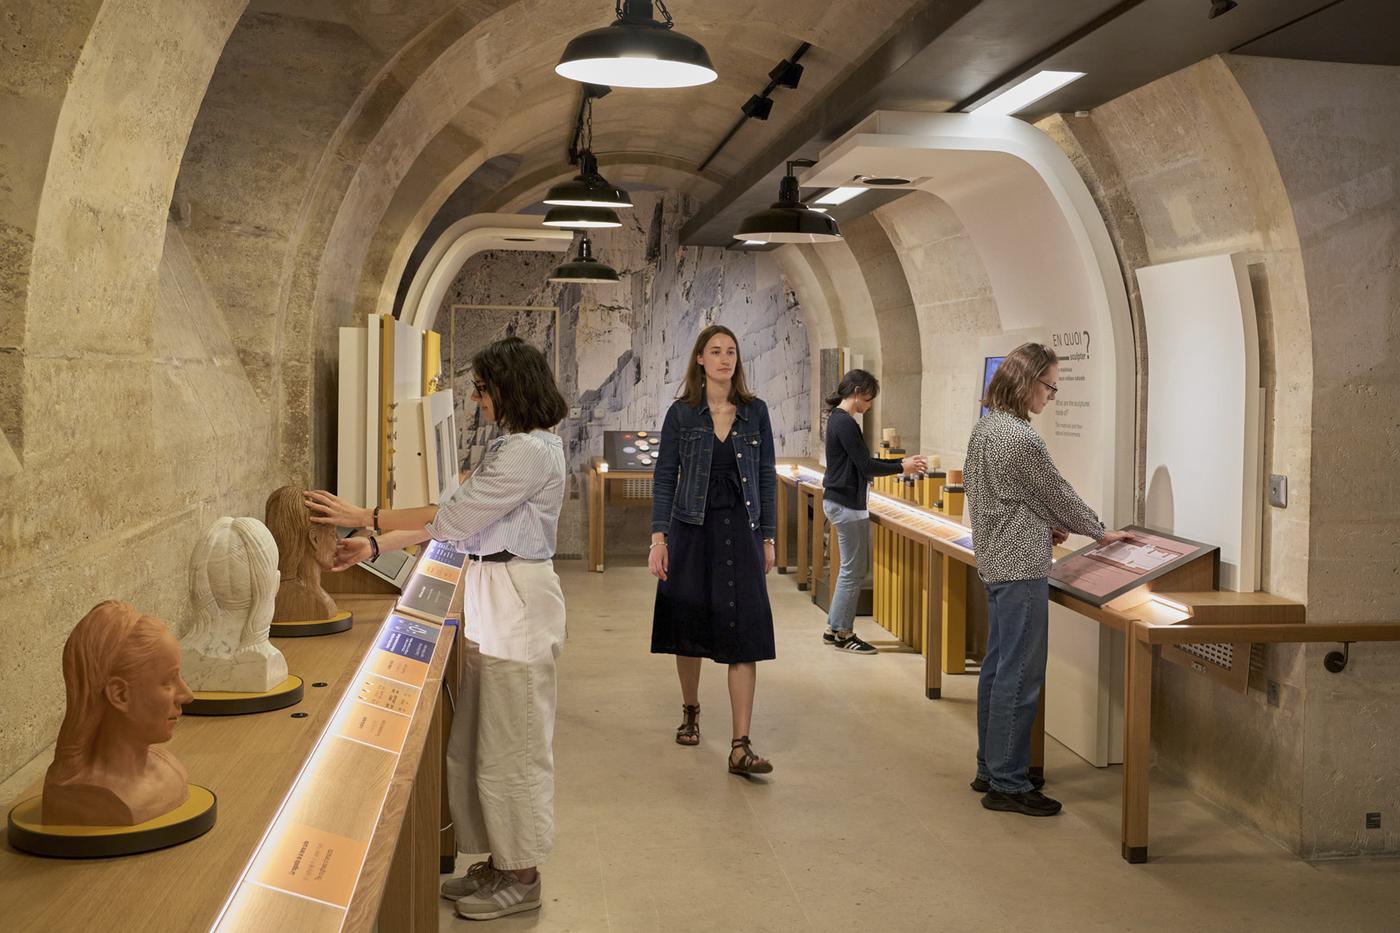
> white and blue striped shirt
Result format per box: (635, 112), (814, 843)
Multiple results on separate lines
(425, 430), (565, 560)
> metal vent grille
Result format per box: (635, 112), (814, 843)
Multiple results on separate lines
(1180, 641), (1234, 669)
(623, 478), (652, 498)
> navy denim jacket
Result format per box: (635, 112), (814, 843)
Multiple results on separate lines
(650, 397), (777, 538)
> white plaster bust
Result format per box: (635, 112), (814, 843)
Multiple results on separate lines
(179, 517), (288, 693)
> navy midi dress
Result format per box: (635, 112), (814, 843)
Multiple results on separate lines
(651, 432), (776, 664)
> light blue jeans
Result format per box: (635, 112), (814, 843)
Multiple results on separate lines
(822, 500), (870, 634)
(975, 577), (1049, 794)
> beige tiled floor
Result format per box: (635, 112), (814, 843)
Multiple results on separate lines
(439, 561), (1400, 931)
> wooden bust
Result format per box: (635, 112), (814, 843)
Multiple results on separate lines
(265, 485), (338, 622)
(181, 517), (288, 693)
(43, 601), (194, 826)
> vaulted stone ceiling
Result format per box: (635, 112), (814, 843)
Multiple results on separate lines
(245, 0), (927, 204)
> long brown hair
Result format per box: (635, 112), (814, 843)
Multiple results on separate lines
(471, 336), (568, 433)
(47, 601), (169, 783)
(983, 342), (1057, 420)
(677, 324), (757, 407)
(265, 485), (334, 578)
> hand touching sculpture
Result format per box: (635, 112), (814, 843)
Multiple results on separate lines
(43, 601), (194, 826)
(180, 517), (289, 693)
(266, 485), (339, 622)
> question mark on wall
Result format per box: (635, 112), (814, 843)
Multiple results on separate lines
(1082, 330), (1091, 359)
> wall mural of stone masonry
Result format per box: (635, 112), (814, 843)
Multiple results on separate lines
(434, 191), (811, 554)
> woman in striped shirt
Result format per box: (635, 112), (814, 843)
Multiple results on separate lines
(306, 336), (567, 921)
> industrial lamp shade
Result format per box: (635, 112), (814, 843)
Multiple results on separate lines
(548, 235), (621, 284)
(556, 1), (717, 89)
(543, 151), (633, 208)
(734, 163), (842, 244)
(543, 205), (622, 229)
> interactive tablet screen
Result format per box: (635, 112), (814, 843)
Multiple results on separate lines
(979, 356), (1004, 417)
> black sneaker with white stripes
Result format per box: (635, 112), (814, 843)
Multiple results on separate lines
(822, 629), (837, 645)
(831, 632), (878, 654)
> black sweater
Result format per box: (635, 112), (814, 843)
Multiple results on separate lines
(822, 408), (903, 510)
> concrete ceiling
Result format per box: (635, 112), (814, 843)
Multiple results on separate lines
(679, 0), (1400, 246)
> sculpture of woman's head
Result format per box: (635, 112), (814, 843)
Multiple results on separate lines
(189, 517), (279, 647)
(49, 601), (192, 785)
(265, 485), (336, 577)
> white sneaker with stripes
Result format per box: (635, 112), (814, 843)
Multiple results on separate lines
(454, 870), (542, 920)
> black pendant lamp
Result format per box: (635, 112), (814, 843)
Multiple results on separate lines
(734, 159), (842, 244)
(549, 235), (620, 284)
(557, 1), (717, 89)
(544, 150), (633, 208)
(543, 205), (622, 228)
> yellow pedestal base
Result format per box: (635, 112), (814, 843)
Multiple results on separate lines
(270, 609), (353, 638)
(8, 785), (217, 858)
(182, 675), (305, 716)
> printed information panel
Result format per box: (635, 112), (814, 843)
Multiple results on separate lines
(1050, 525), (1217, 608)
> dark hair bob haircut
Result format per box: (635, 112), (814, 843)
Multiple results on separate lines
(983, 342), (1057, 420)
(825, 369), (880, 409)
(471, 336), (569, 433)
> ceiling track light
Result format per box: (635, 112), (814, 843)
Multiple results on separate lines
(548, 234), (621, 284)
(697, 41), (812, 174)
(1208, 0), (1238, 18)
(556, 0), (717, 89)
(734, 158), (842, 244)
(741, 95), (774, 121)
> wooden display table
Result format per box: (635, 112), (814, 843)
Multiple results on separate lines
(3, 564), (463, 931)
(585, 457), (654, 573)
(790, 470), (1400, 863)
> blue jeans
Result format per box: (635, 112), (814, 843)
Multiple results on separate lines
(823, 501), (869, 634)
(976, 577), (1049, 794)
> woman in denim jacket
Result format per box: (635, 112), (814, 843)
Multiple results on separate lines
(648, 324), (777, 776)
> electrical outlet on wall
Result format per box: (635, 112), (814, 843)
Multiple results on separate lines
(1268, 474), (1288, 508)
(1366, 812), (1382, 829)
(568, 407), (582, 420)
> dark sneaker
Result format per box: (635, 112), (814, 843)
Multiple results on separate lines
(981, 789), (1062, 817)
(971, 773), (1045, 793)
(832, 632), (878, 654)
(823, 629), (838, 644)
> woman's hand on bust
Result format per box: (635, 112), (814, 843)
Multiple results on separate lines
(305, 490), (372, 529)
(330, 536), (371, 571)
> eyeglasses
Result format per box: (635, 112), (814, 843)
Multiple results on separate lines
(1037, 378), (1058, 397)
(472, 380), (488, 395)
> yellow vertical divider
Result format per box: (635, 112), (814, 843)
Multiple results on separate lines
(916, 543), (928, 655)
(873, 523), (884, 630)
(907, 542), (921, 651)
(422, 330), (442, 395)
(941, 556), (967, 674)
(378, 315), (395, 508)
(894, 533), (904, 642)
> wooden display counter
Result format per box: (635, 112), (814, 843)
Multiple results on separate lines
(777, 463), (1400, 863)
(585, 457), (654, 573)
(3, 557), (464, 931)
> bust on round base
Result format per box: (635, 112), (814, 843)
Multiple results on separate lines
(8, 784), (217, 858)
(269, 609), (354, 638)
(182, 674), (305, 716)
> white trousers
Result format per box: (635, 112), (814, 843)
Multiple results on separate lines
(446, 559), (566, 870)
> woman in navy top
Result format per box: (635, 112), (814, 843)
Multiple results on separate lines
(649, 324), (777, 776)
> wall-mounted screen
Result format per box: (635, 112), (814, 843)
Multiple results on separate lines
(979, 355), (1005, 417)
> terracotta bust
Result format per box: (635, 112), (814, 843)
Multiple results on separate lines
(43, 601), (194, 826)
(265, 485), (338, 622)
(181, 517), (288, 693)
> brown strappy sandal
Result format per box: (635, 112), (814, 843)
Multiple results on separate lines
(675, 704), (700, 746)
(728, 736), (773, 775)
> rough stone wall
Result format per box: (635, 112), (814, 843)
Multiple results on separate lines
(1230, 56), (1400, 857)
(432, 192), (811, 558)
(1060, 56), (1314, 850)
(0, 0), (259, 783)
(869, 191), (1002, 468)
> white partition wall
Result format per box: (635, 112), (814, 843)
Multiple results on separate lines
(805, 112), (1135, 766)
(1138, 253), (1263, 592)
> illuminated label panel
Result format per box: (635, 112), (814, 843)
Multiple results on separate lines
(213, 556), (464, 931)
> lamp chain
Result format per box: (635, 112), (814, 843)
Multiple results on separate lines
(617, 1), (675, 28)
